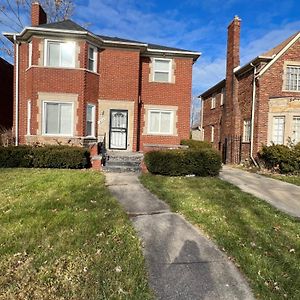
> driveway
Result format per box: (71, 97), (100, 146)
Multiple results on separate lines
(220, 166), (300, 218)
(105, 172), (254, 300)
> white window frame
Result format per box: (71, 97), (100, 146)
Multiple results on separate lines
(87, 44), (97, 73)
(220, 88), (225, 106)
(211, 125), (214, 142)
(211, 94), (216, 109)
(285, 65), (300, 91)
(292, 116), (300, 144)
(148, 109), (174, 135)
(28, 41), (32, 67)
(86, 104), (96, 137)
(27, 100), (31, 135)
(272, 116), (285, 144)
(243, 120), (251, 143)
(152, 58), (172, 83)
(42, 101), (74, 136)
(44, 39), (76, 68)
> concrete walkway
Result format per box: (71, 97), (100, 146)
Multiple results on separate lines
(220, 166), (300, 219)
(105, 172), (254, 300)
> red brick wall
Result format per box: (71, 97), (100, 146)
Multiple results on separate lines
(140, 57), (193, 150)
(15, 36), (194, 151)
(0, 58), (13, 129)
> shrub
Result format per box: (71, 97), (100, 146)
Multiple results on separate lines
(144, 148), (221, 177)
(0, 145), (90, 169)
(180, 139), (212, 150)
(258, 144), (300, 174)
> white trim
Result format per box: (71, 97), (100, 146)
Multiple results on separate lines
(27, 100), (31, 136)
(258, 32), (300, 78)
(211, 93), (216, 109)
(42, 100), (74, 137)
(147, 109), (174, 135)
(44, 39), (76, 68)
(86, 103), (96, 138)
(28, 41), (32, 67)
(147, 48), (201, 56)
(152, 58), (172, 83)
(211, 125), (214, 143)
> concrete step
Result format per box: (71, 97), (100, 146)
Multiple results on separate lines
(103, 165), (141, 173)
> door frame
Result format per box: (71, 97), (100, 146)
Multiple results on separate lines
(109, 109), (128, 150)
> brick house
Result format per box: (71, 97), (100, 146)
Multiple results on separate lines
(3, 3), (200, 154)
(0, 57), (13, 129)
(200, 16), (300, 164)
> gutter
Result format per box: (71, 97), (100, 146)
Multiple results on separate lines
(14, 34), (19, 146)
(250, 63), (258, 167)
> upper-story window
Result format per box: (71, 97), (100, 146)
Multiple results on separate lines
(45, 40), (75, 68)
(220, 87), (225, 106)
(153, 58), (172, 83)
(28, 41), (32, 67)
(88, 45), (97, 72)
(211, 93), (216, 109)
(285, 65), (300, 91)
(243, 120), (251, 143)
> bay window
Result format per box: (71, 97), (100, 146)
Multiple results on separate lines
(45, 40), (75, 68)
(43, 102), (73, 136)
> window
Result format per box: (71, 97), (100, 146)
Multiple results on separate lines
(220, 88), (225, 106)
(153, 58), (172, 82)
(293, 116), (300, 143)
(88, 45), (97, 72)
(43, 102), (73, 135)
(27, 100), (31, 135)
(148, 110), (174, 134)
(211, 125), (214, 142)
(272, 116), (285, 144)
(86, 104), (96, 137)
(243, 120), (251, 142)
(285, 66), (300, 91)
(45, 40), (75, 68)
(28, 41), (32, 67)
(211, 94), (216, 109)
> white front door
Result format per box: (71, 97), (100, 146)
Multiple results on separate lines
(109, 110), (128, 150)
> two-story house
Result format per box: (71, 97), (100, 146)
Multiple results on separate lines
(3, 3), (200, 154)
(201, 16), (300, 164)
(0, 57), (13, 129)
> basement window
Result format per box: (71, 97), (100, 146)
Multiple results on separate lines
(45, 40), (75, 68)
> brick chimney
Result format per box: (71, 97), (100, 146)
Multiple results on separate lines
(222, 16), (242, 163)
(31, 2), (47, 26)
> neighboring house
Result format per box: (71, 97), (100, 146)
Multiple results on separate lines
(0, 57), (13, 129)
(191, 123), (203, 141)
(200, 16), (300, 164)
(3, 3), (200, 152)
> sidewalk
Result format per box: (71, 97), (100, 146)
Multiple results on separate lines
(105, 172), (254, 300)
(220, 166), (300, 219)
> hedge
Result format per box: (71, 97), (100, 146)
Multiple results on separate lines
(144, 148), (221, 177)
(180, 139), (212, 150)
(258, 143), (300, 174)
(0, 145), (91, 169)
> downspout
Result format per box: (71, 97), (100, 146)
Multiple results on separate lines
(250, 63), (258, 167)
(14, 34), (19, 146)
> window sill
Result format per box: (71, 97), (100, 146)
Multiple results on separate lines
(282, 89), (300, 93)
(41, 134), (74, 137)
(150, 80), (174, 84)
(25, 65), (99, 75)
(242, 141), (250, 144)
(145, 133), (178, 137)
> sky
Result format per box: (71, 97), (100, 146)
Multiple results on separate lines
(1, 0), (300, 98)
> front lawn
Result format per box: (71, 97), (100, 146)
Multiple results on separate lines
(140, 174), (300, 300)
(0, 169), (152, 299)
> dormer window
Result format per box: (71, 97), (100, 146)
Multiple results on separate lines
(88, 45), (97, 72)
(45, 40), (75, 68)
(153, 58), (172, 83)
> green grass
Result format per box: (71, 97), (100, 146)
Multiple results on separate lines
(0, 169), (152, 300)
(140, 174), (300, 300)
(265, 174), (300, 186)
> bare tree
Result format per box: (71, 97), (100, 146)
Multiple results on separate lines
(0, 0), (74, 57)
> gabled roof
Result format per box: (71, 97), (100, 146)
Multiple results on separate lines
(3, 19), (200, 60)
(200, 31), (300, 98)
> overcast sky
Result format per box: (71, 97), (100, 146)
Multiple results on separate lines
(1, 0), (300, 97)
